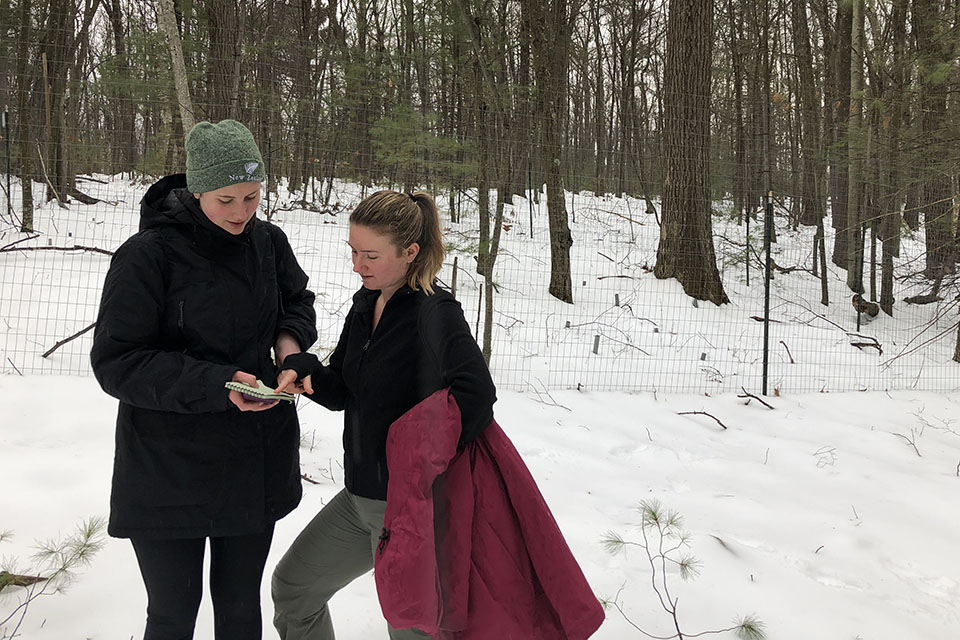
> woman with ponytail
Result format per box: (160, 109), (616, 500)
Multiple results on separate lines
(270, 190), (497, 639)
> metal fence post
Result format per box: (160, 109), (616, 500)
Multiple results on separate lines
(763, 191), (773, 396)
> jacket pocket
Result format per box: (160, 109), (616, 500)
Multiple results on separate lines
(166, 281), (231, 357)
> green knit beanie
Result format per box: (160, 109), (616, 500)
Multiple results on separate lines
(185, 119), (266, 194)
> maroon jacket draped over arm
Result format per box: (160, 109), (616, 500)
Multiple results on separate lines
(375, 389), (604, 639)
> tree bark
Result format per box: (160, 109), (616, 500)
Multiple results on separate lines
(524, 0), (577, 303)
(158, 0), (196, 133)
(455, 0), (511, 360)
(912, 0), (957, 278)
(828, 0), (853, 268)
(65, 0), (100, 182)
(39, 0), (75, 204)
(845, 0), (865, 294)
(878, 0), (908, 316)
(204, 0), (244, 121)
(589, 0), (605, 196)
(654, 0), (728, 305)
(726, 0), (747, 222)
(954, 319), (960, 364)
(14, 0), (34, 231)
(104, 0), (137, 172)
(792, 0), (825, 228)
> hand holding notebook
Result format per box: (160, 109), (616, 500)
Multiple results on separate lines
(224, 379), (295, 404)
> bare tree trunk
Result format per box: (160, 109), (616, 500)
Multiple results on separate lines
(456, 0), (511, 360)
(514, 3), (532, 200)
(954, 320), (960, 364)
(65, 0), (100, 187)
(878, 0), (908, 316)
(524, 0), (577, 303)
(912, 0), (958, 278)
(0, 0), (8, 113)
(205, 0), (245, 122)
(589, 0), (605, 196)
(828, 0), (852, 268)
(793, 0), (825, 228)
(104, 0), (137, 173)
(845, 0), (865, 293)
(15, 0), (34, 231)
(742, 3), (765, 218)
(472, 56), (491, 279)
(158, 0), (196, 132)
(288, 0), (320, 194)
(654, 0), (728, 305)
(816, 216), (829, 305)
(40, 0), (74, 204)
(726, 0), (746, 222)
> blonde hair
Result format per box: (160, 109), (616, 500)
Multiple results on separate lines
(349, 190), (445, 294)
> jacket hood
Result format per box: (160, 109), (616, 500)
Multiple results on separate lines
(139, 173), (256, 240)
(139, 173), (197, 232)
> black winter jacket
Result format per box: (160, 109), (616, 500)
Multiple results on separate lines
(90, 174), (317, 539)
(306, 284), (496, 500)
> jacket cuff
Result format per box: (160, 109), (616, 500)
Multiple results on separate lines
(206, 364), (239, 411)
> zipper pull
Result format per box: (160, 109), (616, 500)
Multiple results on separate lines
(377, 527), (390, 555)
(362, 339), (370, 353)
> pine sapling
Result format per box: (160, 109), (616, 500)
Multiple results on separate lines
(601, 500), (765, 640)
(1, 516), (106, 639)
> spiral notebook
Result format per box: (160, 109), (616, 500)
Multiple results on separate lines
(224, 380), (294, 403)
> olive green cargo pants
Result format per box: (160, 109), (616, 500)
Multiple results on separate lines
(272, 488), (430, 640)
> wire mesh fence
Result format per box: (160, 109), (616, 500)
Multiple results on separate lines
(2, 0), (959, 394)
(2, 168), (958, 395)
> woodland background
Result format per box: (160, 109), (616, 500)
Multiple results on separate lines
(1, 0), (959, 392)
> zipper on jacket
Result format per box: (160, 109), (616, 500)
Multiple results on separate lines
(359, 338), (371, 367)
(377, 527), (390, 555)
(177, 300), (184, 329)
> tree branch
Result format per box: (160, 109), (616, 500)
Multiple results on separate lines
(677, 411), (728, 430)
(738, 387), (775, 409)
(42, 322), (97, 358)
(1, 244), (114, 257)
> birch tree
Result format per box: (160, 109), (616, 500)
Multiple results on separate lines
(158, 0), (195, 132)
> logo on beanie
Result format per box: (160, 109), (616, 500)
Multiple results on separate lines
(228, 161), (262, 183)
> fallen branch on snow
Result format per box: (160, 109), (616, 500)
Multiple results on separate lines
(677, 411), (728, 430)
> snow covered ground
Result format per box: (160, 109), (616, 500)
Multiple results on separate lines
(2, 175), (959, 638)
(2, 377), (959, 639)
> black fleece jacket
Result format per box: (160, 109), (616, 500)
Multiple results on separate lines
(306, 284), (497, 500)
(90, 174), (317, 538)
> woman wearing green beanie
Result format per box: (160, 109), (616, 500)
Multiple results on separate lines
(91, 119), (317, 639)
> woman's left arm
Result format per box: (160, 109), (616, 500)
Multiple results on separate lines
(269, 225), (318, 359)
(274, 331), (302, 365)
(420, 294), (497, 446)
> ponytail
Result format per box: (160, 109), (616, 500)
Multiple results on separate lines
(406, 192), (444, 294)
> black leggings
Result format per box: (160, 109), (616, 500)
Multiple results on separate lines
(130, 526), (274, 640)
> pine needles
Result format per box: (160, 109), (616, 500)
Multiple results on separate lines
(601, 500), (765, 640)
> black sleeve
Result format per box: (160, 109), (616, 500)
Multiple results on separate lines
(419, 294), (497, 446)
(90, 234), (237, 414)
(268, 224), (317, 351)
(301, 305), (353, 411)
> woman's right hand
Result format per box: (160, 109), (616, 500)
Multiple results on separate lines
(275, 368), (313, 395)
(275, 351), (319, 395)
(228, 370), (279, 412)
